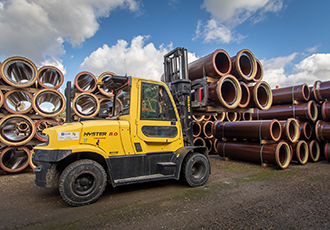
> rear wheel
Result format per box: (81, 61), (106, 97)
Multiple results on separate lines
(181, 153), (210, 187)
(59, 159), (107, 206)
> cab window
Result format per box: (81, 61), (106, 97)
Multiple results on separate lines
(140, 83), (176, 121)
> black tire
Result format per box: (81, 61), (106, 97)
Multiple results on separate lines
(181, 153), (210, 187)
(59, 159), (107, 207)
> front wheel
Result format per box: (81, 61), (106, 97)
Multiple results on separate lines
(181, 153), (210, 187)
(59, 159), (107, 206)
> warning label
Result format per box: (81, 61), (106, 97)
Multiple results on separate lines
(58, 132), (79, 141)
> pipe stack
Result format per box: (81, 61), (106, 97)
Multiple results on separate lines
(0, 56), (65, 173)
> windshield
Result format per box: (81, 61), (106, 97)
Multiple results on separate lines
(114, 84), (130, 116)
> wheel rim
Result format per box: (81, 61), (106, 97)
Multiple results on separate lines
(191, 161), (205, 179)
(72, 173), (97, 196)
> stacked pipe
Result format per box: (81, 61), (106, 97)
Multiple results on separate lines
(250, 82), (326, 165)
(0, 56), (65, 173)
(71, 71), (119, 120)
(189, 49), (275, 158)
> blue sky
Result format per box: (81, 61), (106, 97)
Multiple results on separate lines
(1, 0), (330, 92)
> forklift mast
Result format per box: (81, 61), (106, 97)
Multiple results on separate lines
(163, 48), (209, 146)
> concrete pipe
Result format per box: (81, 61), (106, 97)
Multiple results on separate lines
(192, 115), (205, 122)
(231, 49), (257, 82)
(238, 81), (251, 108)
(315, 120), (330, 142)
(212, 119), (282, 142)
(308, 140), (320, 163)
(299, 121), (313, 140)
(248, 81), (272, 110)
(0, 56), (38, 88)
(193, 137), (206, 147)
(202, 120), (213, 139)
(33, 89), (66, 118)
(74, 71), (97, 93)
(3, 89), (33, 114)
(312, 80), (330, 101)
(34, 118), (60, 142)
(225, 112), (238, 122)
(97, 72), (117, 97)
(37, 66), (64, 89)
(208, 75), (242, 109)
(252, 100), (318, 122)
(73, 93), (100, 118)
(272, 83), (310, 106)
(193, 121), (202, 137)
(279, 118), (300, 143)
(321, 101), (330, 121)
(291, 140), (309, 165)
(0, 146), (31, 173)
(0, 114), (36, 146)
(188, 49), (232, 80)
(217, 141), (291, 169)
(253, 59), (263, 83)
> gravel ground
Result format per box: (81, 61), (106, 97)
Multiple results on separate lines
(0, 155), (330, 230)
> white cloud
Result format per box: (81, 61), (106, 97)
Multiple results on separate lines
(197, 0), (284, 43)
(0, 0), (139, 65)
(261, 52), (330, 88)
(80, 36), (199, 81)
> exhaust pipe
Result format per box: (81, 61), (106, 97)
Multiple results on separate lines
(212, 119), (282, 142)
(272, 83), (310, 106)
(208, 75), (242, 109)
(32, 89), (66, 117)
(0, 114), (36, 146)
(188, 49), (232, 80)
(3, 89), (33, 114)
(0, 146), (31, 173)
(217, 141), (291, 169)
(291, 140), (309, 165)
(72, 93), (100, 118)
(248, 81), (272, 110)
(37, 66), (64, 89)
(279, 118), (300, 143)
(0, 56), (38, 88)
(231, 49), (257, 82)
(74, 71), (97, 93)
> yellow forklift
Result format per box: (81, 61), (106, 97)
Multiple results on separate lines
(33, 48), (211, 206)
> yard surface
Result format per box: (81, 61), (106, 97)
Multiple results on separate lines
(1, 155), (330, 230)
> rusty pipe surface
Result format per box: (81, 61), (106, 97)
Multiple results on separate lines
(74, 71), (97, 93)
(193, 121), (202, 137)
(253, 59), (263, 83)
(3, 89), (33, 114)
(0, 146), (30, 173)
(312, 80), (330, 101)
(202, 120), (213, 139)
(37, 66), (64, 89)
(238, 81), (251, 108)
(217, 141), (291, 169)
(32, 89), (65, 118)
(248, 81), (272, 110)
(291, 140), (309, 165)
(279, 118), (300, 143)
(188, 49), (232, 80)
(308, 140), (320, 162)
(299, 121), (313, 140)
(252, 100), (318, 121)
(0, 114), (36, 146)
(73, 93), (100, 118)
(193, 137), (206, 147)
(34, 118), (60, 142)
(212, 119), (282, 142)
(315, 120), (330, 142)
(97, 72), (117, 97)
(231, 49), (257, 82)
(321, 101), (330, 121)
(208, 75), (242, 109)
(271, 83), (310, 106)
(0, 56), (38, 88)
